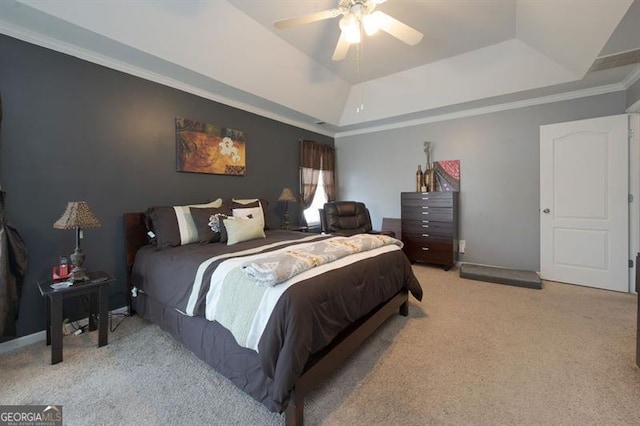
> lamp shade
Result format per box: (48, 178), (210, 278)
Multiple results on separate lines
(278, 188), (297, 203)
(53, 201), (101, 229)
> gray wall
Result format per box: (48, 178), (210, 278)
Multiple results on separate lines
(335, 92), (627, 271)
(628, 78), (640, 109)
(0, 34), (333, 338)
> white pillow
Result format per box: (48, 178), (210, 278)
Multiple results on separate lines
(232, 206), (265, 230)
(232, 198), (259, 204)
(224, 217), (265, 245)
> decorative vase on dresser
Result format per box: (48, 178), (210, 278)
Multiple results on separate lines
(401, 191), (459, 270)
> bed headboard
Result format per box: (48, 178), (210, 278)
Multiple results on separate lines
(124, 212), (148, 313)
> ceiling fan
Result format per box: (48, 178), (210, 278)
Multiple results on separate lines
(274, 0), (424, 61)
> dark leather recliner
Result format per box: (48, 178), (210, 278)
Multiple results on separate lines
(319, 201), (394, 237)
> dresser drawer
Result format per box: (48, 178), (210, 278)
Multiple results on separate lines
(404, 234), (453, 252)
(403, 235), (455, 265)
(401, 192), (454, 208)
(400, 207), (453, 222)
(401, 220), (453, 237)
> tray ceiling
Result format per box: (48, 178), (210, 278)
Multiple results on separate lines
(1, 0), (639, 135)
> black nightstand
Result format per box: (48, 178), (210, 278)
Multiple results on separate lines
(37, 271), (115, 364)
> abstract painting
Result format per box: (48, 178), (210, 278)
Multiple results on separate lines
(176, 117), (246, 176)
(434, 160), (460, 192)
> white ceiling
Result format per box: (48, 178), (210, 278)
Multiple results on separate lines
(1, 0), (639, 136)
(230, 0), (518, 84)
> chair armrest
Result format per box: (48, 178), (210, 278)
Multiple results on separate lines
(369, 230), (396, 238)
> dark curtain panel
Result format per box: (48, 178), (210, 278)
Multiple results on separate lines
(319, 144), (336, 202)
(299, 140), (321, 217)
(299, 140), (336, 226)
(0, 91), (28, 340)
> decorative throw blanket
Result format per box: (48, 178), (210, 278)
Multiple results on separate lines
(242, 234), (404, 287)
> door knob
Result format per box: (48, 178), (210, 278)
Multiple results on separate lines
(542, 208), (550, 214)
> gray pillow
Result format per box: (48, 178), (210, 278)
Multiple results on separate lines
(190, 206), (231, 244)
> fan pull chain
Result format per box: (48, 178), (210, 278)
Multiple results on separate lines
(356, 29), (364, 114)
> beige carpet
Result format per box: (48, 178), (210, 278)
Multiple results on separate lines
(1, 265), (639, 425)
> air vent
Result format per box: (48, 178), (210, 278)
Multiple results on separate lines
(589, 49), (640, 72)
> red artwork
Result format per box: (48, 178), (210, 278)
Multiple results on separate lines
(434, 160), (460, 192)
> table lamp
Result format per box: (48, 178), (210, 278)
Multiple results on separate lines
(53, 201), (101, 281)
(278, 187), (297, 229)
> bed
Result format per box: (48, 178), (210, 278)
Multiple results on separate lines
(124, 209), (422, 425)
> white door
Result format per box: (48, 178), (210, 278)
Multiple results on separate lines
(540, 115), (629, 292)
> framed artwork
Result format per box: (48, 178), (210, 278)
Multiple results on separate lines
(175, 117), (246, 176)
(434, 160), (460, 191)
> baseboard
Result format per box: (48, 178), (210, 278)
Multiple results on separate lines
(0, 306), (129, 355)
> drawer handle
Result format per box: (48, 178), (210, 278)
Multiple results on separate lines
(422, 206), (429, 209)
(422, 234), (429, 237)
(421, 197), (429, 200)
(421, 247), (430, 251)
(422, 225), (429, 228)
(422, 212), (429, 215)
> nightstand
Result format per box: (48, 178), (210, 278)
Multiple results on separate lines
(37, 271), (115, 364)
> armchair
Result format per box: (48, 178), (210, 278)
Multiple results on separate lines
(319, 201), (394, 237)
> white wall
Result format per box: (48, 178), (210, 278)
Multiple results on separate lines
(335, 92), (627, 271)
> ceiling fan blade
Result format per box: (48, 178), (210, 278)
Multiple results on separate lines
(375, 11), (423, 46)
(332, 32), (351, 61)
(274, 8), (341, 29)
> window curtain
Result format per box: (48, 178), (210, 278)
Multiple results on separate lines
(299, 140), (336, 225)
(320, 145), (336, 202)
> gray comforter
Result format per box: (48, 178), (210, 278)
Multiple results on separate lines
(132, 230), (422, 412)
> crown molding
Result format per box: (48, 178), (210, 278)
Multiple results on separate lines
(334, 83), (626, 138)
(622, 64), (640, 89)
(0, 20), (335, 138)
(2, 18), (636, 140)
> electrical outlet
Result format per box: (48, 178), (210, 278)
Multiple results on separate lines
(459, 240), (466, 254)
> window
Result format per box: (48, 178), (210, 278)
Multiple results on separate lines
(303, 170), (327, 225)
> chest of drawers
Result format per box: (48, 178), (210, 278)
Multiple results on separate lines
(401, 191), (459, 270)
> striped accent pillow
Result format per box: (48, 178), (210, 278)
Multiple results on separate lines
(148, 199), (223, 249)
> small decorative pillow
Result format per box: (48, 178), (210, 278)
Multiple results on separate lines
(223, 216), (265, 245)
(190, 206), (231, 244)
(210, 213), (231, 242)
(233, 206), (264, 230)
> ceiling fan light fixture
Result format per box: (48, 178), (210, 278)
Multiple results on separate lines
(362, 11), (383, 36)
(274, 0), (424, 60)
(339, 14), (361, 44)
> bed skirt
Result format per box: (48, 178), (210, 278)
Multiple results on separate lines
(134, 291), (283, 412)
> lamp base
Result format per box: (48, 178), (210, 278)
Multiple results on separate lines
(70, 267), (89, 282)
(69, 246), (88, 281)
(282, 210), (291, 230)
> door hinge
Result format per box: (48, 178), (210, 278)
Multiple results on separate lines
(630, 194), (634, 203)
(630, 128), (635, 139)
(629, 259), (634, 268)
